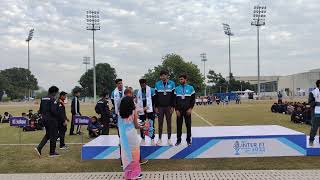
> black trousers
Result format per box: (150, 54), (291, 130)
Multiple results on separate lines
(100, 115), (110, 135)
(176, 109), (192, 143)
(70, 115), (80, 135)
(158, 107), (172, 139)
(58, 123), (67, 147)
(38, 121), (58, 154)
(139, 113), (155, 140)
(309, 116), (320, 141)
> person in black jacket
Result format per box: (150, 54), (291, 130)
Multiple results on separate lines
(57, 91), (69, 149)
(95, 91), (111, 135)
(70, 88), (81, 135)
(174, 74), (196, 146)
(34, 86), (60, 157)
(154, 70), (176, 146)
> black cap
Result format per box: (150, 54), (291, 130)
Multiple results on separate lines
(60, 91), (68, 96)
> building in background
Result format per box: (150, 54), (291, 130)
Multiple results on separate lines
(234, 69), (320, 97)
(278, 69), (320, 97)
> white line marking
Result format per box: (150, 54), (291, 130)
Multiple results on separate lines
(193, 111), (214, 126)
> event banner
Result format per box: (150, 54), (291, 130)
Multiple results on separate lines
(9, 117), (29, 127)
(73, 116), (91, 125)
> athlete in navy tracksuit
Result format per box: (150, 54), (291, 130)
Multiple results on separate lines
(175, 74), (195, 146)
(35, 86), (60, 157)
(154, 70), (176, 146)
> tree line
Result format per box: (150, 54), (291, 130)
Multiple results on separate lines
(75, 53), (255, 97)
(0, 67), (38, 100)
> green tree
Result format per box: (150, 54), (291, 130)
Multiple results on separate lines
(143, 54), (204, 93)
(207, 70), (255, 93)
(0, 68), (38, 99)
(0, 73), (8, 100)
(77, 63), (117, 97)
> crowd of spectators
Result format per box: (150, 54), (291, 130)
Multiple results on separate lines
(271, 102), (312, 124)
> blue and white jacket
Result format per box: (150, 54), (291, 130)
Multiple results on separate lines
(175, 84), (196, 111)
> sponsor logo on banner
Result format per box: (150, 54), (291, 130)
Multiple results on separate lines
(73, 116), (91, 125)
(10, 117), (29, 127)
(233, 140), (266, 155)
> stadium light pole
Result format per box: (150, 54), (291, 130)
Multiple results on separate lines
(251, 5), (266, 100)
(86, 10), (100, 101)
(222, 23), (234, 81)
(200, 53), (207, 96)
(26, 28), (34, 101)
(83, 56), (90, 72)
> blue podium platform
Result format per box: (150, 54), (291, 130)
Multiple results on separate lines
(81, 125), (308, 160)
(306, 136), (320, 156)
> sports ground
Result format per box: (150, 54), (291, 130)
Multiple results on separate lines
(1, 100), (320, 174)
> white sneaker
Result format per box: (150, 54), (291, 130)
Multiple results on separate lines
(156, 139), (162, 146)
(140, 139), (146, 145)
(151, 139), (156, 146)
(167, 139), (173, 146)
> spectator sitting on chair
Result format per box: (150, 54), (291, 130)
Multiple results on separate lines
(28, 110), (33, 119)
(271, 103), (278, 113)
(2, 112), (12, 123)
(291, 107), (304, 124)
(87, 116), (102, 138)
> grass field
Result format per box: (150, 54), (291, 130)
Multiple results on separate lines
(1, 100), (320, 173)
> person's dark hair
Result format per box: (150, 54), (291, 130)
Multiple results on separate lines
(73, 88), (81, 95)
(4, 112), (8, 115)
(179, 74), (187, 79)
(115, 79), (122, 84)
(120, 96), (135, 119)
(22, 113), (27, 116)
(124, 88), (132, 95)
(316, 80), (320, 88)
(139, 79), (147, 84)
(48, 86), (59, 95)
(100, 91), (109, 98)
(160, 70), (168, 76)
(91, 116), (98, 121)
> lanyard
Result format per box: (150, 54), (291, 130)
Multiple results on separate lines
(163, 81), (168, 95)
(182, 85), (186, 95)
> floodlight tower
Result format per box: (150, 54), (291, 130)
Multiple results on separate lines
(26, 28), (34, 101)
(83, 56), (90, 72)
(251, 5), (266, 100)
(86, 10), (100, 101)
(222, 23), (234, 81)
(200, 53), (208, 96)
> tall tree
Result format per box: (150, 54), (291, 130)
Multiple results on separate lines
(207, 70), (255, 94)
(77, 63), (117, 97)
(143, 54), (204, 93)
(0, 68), (38, 99)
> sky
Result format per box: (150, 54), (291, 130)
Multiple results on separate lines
(1, 0), (319, 92)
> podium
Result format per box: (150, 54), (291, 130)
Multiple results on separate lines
(81, 125), (310, 160)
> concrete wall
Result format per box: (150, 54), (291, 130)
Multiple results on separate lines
(278, 71), (320, 96)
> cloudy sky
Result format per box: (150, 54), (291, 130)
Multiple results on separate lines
(1, 0), (319, 91)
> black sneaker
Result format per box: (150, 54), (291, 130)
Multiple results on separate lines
(175, 142), (181, 146)
(140, 159), (148, 165)
(309, 141), (314, 147)
(49, 152), (61, 158)
(34, 147), (41, 157)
